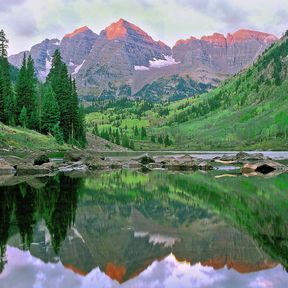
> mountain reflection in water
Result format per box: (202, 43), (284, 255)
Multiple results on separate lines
(0, 170), (288, 287)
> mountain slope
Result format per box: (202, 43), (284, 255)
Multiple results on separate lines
(76, 19), (172, 98)
(135, 74), (213, 102)
(8, 27), (98, 80)
(0, 122), (69, 151)
(173, 29), (278, 75)
(85, 32), (288, 150)
(159, 33), (288, 150)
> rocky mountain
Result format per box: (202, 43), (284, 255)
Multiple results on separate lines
(8, 27), (98, 81)
(8, 21), (278, 101)
(76, 19), (172, 98)
(173, 29), (278, 75)
(61, 26), (98, 74)
(8, 38), (60, 80)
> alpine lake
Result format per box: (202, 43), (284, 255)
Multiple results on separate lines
(1, 151), (288, 288)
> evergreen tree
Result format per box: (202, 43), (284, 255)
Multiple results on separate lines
(115, 129), (120, 145)
(41, 85), (60, 134)
(76, 104), (86, 147)
(129, 140), (135, 150)
(47, 50), (86, 146)
(158, 135), (163, 145)
(0, 29), (14, 125)
(141, 127), (147, 139)
(15, 54), (27, 116)
(164, 135), (171, 147)
(92, 123), (99, 136)
(151, 135), (156, 143)
(122, 134), (130, 148)
(134, 126), (139, 136)
(53, 122), (64, 145)
(19, 107), (28, 128)
(15, 54), (37, 128)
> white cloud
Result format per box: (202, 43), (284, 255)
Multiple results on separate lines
(1, 0), (288, 55)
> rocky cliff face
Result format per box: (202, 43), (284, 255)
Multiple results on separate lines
(8, 27), (98, 80)
(60, 26), (98, 74)
(9, 38), (60, 80)
(76, 19), (172, 97)
(173, 29), (278, 75)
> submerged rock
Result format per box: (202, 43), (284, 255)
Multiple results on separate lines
(34, 154), (50, 166)
(59, 162), (89, 173)
(241, 160), (288, 175)
(64, 151), (83, 162)
(133, 154), (155, 165)
(123, 160), (142, 169)
(0, 158), (16, 174)
(16, 164), (51, 176)
(216, 152), (269, 164)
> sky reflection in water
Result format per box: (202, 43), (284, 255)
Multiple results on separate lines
(0, 246), (287, 288)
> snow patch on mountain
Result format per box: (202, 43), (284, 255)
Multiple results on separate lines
(72, 227), (85, 243)
(72, 60), (85, 75)
(149, 55), (181, 68)
(134, 231), (180, 247)
(134, 55), (180, 71)
(38, 51), (52, 81)
(134, 65), (150, 71)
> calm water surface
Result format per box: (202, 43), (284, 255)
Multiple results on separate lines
(0, 169), (288, 287)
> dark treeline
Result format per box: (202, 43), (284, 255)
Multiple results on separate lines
(0, 30), (86, 147)
(0, 175), (82, 273)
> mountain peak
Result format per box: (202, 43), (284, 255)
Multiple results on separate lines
(174, 29), (278, 47)
(103, 18), (154, 43)
(201, 33), (226, 46)
(228, 29), (278, 43)
(64, 26), (91, 38)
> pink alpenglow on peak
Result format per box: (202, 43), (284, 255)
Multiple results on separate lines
(175, 36), (197, 46)
(103, 18), (154, 43)
(174, 30), (278, 47)
(201, 33), (227, 47)
(64, 26), (91, 38)
(227, 29), (278, 44)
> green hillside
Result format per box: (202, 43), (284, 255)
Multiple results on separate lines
(135, 74), (213, 102)
(86, 33), (288, 150)
(0, 122), (69, 151)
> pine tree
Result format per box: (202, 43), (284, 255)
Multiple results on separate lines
(15, 54), (27, 116)
(19, 107), (28, 128)
(47, 50), (71, 141)
(53, 122), (64, 145)
(122, 134), (130, 148)
(0, 29), (14, 125)
(46, 50), (86, 146)
(115, 129), (120, 145)
(92, 123), (99, 136)
(141, 127), (147, 139)
(134, 126), (139, 136)
(76, 105), (87, 147)
(15, 54), (37, 128)
(129, 140), (135, 150)
(164, 135), (171, 147)
(41, 85), (60, 134)
(25, 55), (37, 119)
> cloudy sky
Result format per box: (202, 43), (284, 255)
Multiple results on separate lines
(1, 0), (288, 55)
